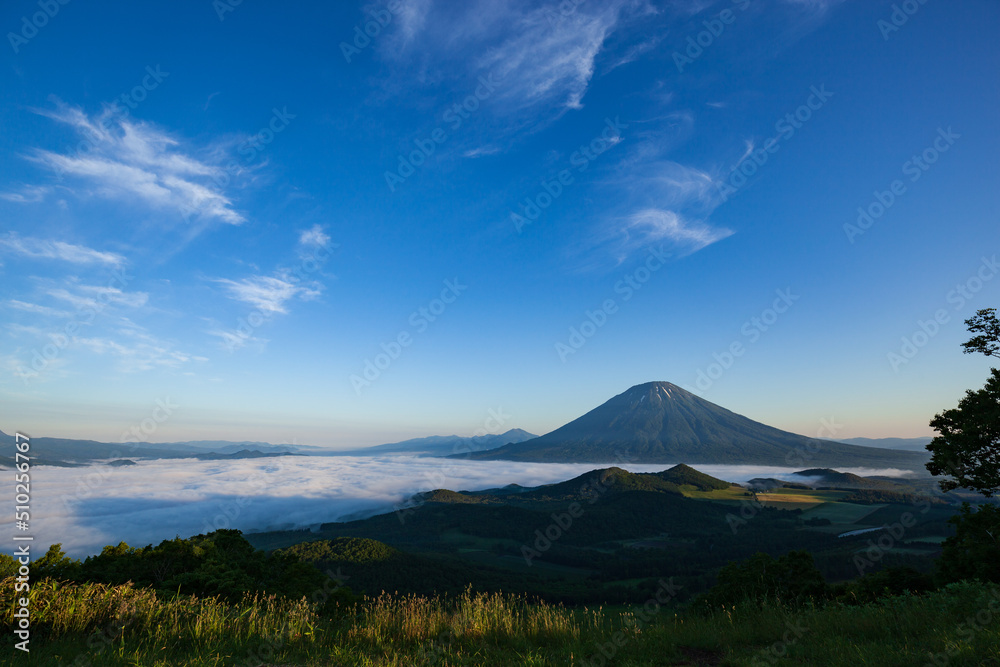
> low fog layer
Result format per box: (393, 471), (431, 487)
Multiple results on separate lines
(8, 456), (912, 557)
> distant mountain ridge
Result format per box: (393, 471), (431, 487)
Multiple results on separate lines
(339, 428), (537, 457)
(0, 426), (537, 466)
(0, 429), (309, 466)
(463, 382), (930, 470)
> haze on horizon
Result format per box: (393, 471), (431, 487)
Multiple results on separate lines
(1, 1), (997, 447)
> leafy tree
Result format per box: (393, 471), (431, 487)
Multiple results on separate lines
(962, 308), (1000, 359)
(936, 503), (1000, 584)
(926, 309), (1000, 497)
(63, 530), (347, 609)
(0, 553), (18, 579)
(32, 544), (80, 580)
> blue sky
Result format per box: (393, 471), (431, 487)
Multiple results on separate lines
(1, 0), (997, 447)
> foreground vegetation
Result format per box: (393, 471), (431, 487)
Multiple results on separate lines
(4, 307), (998, 665)
(2, 575), (998, 666)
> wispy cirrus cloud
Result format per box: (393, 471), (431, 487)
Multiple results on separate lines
(47, 284), (149, 311)
(380, 0), (653, 116)
(6, 300), (72, 318)
(0, 184), (52, 203)
(207, 226), (332, 351)
(476, 1), (640, 111)
(26, 101), (243, 226)
(582, 120), (733, 265)
(463, 145), (501, 159)
(782, 0), (847, 12)
(206, 328), (268, 353)
(215, 274), (321, 315)
(625, 208), (732, 253)
(74, 325), (206, 373)
(3, 285), (198, 377)
(217, 225), (331, 313)
(0, 234), (125, 266)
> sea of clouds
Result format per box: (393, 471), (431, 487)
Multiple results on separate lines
(5, 456), (914, 557)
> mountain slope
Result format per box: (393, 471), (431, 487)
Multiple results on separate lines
(835, 437), (931, 452)
(464, 382), (929, 469)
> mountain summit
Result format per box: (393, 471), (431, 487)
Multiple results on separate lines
(463, 382), (928, 469)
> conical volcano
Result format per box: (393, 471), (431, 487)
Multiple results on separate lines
(464, 382), (928, 469)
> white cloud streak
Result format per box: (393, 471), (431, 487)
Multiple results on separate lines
(47, 285), (149, 311)
(0, 234), (125, 266)
(0, 185), (52, 203)
(626, 208), (733, 253)
(477, 2), (629, 111)
(589, 130), (734, 263)
(206, 328), (268, 352)
(215, 274), (320, 314)
(28, 102), (243, 225)
(73, 333), (204, 373)
(381, 0), (653, 115)
(6, 300), (72, 318)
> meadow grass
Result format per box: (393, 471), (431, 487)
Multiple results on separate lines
(2, 577), (998, 666)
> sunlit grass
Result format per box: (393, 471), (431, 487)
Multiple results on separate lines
(2, 577), (998, 666)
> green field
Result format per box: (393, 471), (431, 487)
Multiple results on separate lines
(800, 501), (888, 525)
